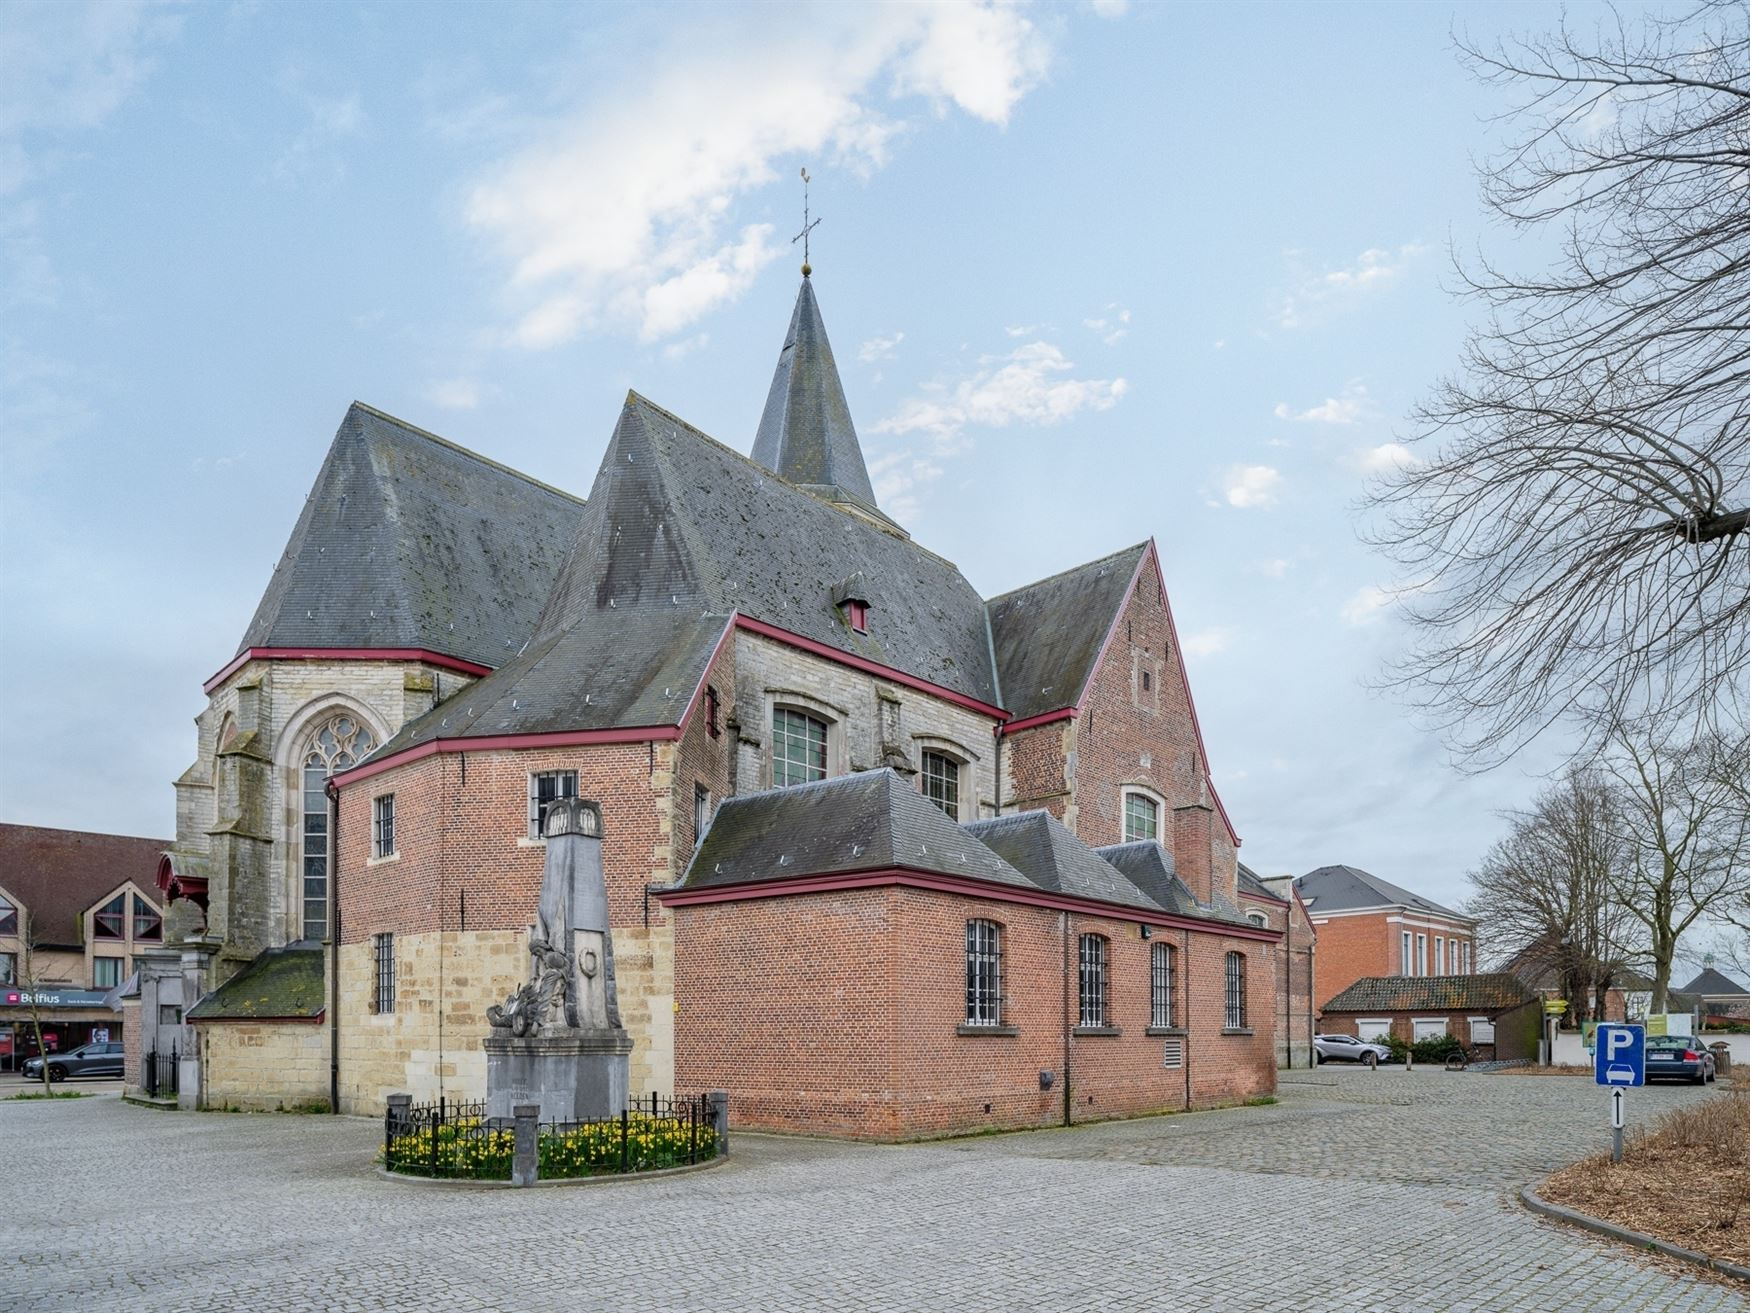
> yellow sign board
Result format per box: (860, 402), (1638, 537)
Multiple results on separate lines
(1543, 999), (1568, 1015)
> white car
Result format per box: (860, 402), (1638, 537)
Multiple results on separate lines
(1314, 1033), (1389, 1066)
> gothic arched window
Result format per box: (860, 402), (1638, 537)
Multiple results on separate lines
(301, 716), (375, 941)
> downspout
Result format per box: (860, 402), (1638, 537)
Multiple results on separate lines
(326, 777), (341, 1115)
(1306, 941), (1315, 1065)
(1182, 927), (1191, 1109)
(1283, 911), (1292, 1069)
(1061, 911), (1071, 1127)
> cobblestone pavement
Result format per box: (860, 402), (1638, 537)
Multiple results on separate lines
(5, 1070), (1743, 1313)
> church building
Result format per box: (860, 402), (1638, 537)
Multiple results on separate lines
(149, 272), (1284, 1135)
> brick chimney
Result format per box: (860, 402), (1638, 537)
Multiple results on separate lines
(1173, 803), (1214, 906)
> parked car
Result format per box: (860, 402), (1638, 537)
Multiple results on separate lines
(1644, 1034), (1716, 1085)
(20, 1041), (123, 1083)
(1314, 1033), (1389, 1066)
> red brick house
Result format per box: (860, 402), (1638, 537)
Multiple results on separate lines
(156, 272), (1282, 1132)
(1319, 974), (1541, 1062)
(1295, 864), (1475, 1013)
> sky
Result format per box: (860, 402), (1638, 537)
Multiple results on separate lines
(2, 0), (1667, 925)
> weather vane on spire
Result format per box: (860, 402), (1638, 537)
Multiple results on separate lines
(793, 167), (821, 277)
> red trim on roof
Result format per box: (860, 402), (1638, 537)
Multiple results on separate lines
(190, 1011), (327, 1025)
(732, 616), (1008, 719)
(205, 647), (494, 694)
(656, 865), (1282, 941)
(334, 724), (684, 787)
(997, 707), (1078, 735)
(154, 854), (208, 902)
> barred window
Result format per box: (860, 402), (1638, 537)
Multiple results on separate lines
(965, 919), (1002, 1026)
(529, 770), (578, 839)
(1150, 943), (1174, 1029)
(1225, 950), (1247, 1030)
(772, 708), (827, 787)
(303, 716), (376, 941)
(1078, 934), (1109, 1028)
(705, 687), (721, 739)
(132, 895), (162, 941)
(94, 893), (126, 939)
(921, 751), (961, 821)
(1123, 792), (1159, 842)
(373, 933), (396, 1014)
(373, 794), (396, 858)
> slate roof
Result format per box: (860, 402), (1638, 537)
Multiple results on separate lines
(986, 545), (1146, 721)
(1322, 973), (1537, 1014)
(235, 402), (584, 670)
(1680, 967), (1750, 998)
(187, 943), (325, 1021)
(678, 769), (1033, 893)
(373, 391), (1001, 756)
(750, 278), (888, 525)
(964, 813), (1167, 915)
(1295, 864), (1470, 921)
(1236, 862), (1284, 903)
(0, 824), (168, 948)
(1093, 840), (1200, 919)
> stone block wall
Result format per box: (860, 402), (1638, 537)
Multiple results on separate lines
(196, 1020), (331, 1110)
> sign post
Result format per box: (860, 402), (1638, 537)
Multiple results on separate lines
(1594, 1023), (1645, 1164)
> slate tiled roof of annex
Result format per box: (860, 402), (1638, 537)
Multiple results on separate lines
(1091, 840), (1249, 927)
(677, 769), (1033, 893)
(1680, 967), (1750, 998)
(0, 824), (168, 947)
(1322, 973), (1537, 1014)
(986, 544), (1146, 721)
(236, 402), (584, 671)
(186, 943), (325, 1021)
(1236, 862), (1284, 903)
(1295, 864), (1470, 920)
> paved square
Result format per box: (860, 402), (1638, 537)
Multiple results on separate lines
(5, 1069), (1743, 1312)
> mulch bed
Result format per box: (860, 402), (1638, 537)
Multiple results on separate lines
(1494, 1064), (1593, 1077)
(1539, 1085), (1750, 1269)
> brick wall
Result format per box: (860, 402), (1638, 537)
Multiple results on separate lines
(1322, 1001), (1540, 1062)
(196, 1019), (331, 1110)
(1240, 890), (1317, 1069)
(1309, 910), (1477, 1012)
(672, 884), (1277, 1140)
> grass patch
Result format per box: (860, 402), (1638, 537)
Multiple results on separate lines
(1244, 1095), (1278, 1106)
(1540, 1084), (1749, 1268)
(7, 1090), (88, 1101)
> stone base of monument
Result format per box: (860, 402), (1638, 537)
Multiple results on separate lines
(484, 1028), (633, 1124)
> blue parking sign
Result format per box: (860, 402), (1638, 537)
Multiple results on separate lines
(1594, 1024), (1645, 1086)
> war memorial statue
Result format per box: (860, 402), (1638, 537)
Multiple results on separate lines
(484, 796), (633, 1122)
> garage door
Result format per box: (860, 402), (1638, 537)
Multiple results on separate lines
(1412, 1018), (1448, 1041)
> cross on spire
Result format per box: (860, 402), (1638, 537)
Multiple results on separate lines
(793, 167), (821, 276)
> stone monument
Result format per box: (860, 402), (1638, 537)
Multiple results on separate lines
(484, 797), (632, 1122)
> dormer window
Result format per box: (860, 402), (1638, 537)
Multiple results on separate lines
(844, 600), (869, 633)
(833, 572), (872, 634)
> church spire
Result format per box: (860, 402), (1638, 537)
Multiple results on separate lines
(750, 276), (903, 535)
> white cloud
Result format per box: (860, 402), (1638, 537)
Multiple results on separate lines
(1352, 441), (1419, 475)
(661, 332), (710, 363)
(1083, 304), (1130, 345)
(1273, 244), (1424, 330)
(1090, 0), (1130, 15)
(867, 446), (944, 525)
(1005, 323), (1038, 337)
(1274, 382), (1370, 425)
(1181, 627), (1232, 659)
(269, 72), (365, 188)
(1254, 558), (1291, 578)
(873, 340), (1127, 443)
(465, 5), (1053, 346)
(1341, 585), (1394, 626)
(859, 330), (905, 363)
(1221, 464), (1281, 509)
(427, 377), (482, 410)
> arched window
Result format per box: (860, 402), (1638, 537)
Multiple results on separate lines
(771, 708), (827, 787)
(965, 919), (1003, 1026)
(1123, 792), (1159, 842)
(1246, 910), (1268, 928)
(1150, 943), (1175, 1029)
(301, 715), (376, 941)
(1225, 950), (1248, 1030)
(1078, 933), (1110, 1028)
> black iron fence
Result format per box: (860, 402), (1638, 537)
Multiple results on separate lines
(143, 1045), (179, 1099)
(382, 1092), (724, 1182)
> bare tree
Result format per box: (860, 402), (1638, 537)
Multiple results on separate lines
(1370, 3), (1750, 763)
(1601, 720), (1750, 1011)
(15, 911), (56, 1094)
(1468, 768), (1639, 1022)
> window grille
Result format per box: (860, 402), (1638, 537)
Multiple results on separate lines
(373, 933), (396, 1014)
(1123, 793), (1159, 842)
(302, 716), (375, 941)
(132, 895), (162, 941)
(1078, 934), (1109, 1027)
(1225, 951), (1247, 1029)
(705, 687), (721, 738)
(1150, 943), (1174, 1028)
(529, 770), (578, 839)
(922, 751), (961, 821)
(965, 920), (1002, 1026)
(772, 708), (827, 787)
(94, 894), (126, 940)
(373, 794), (396, 858)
